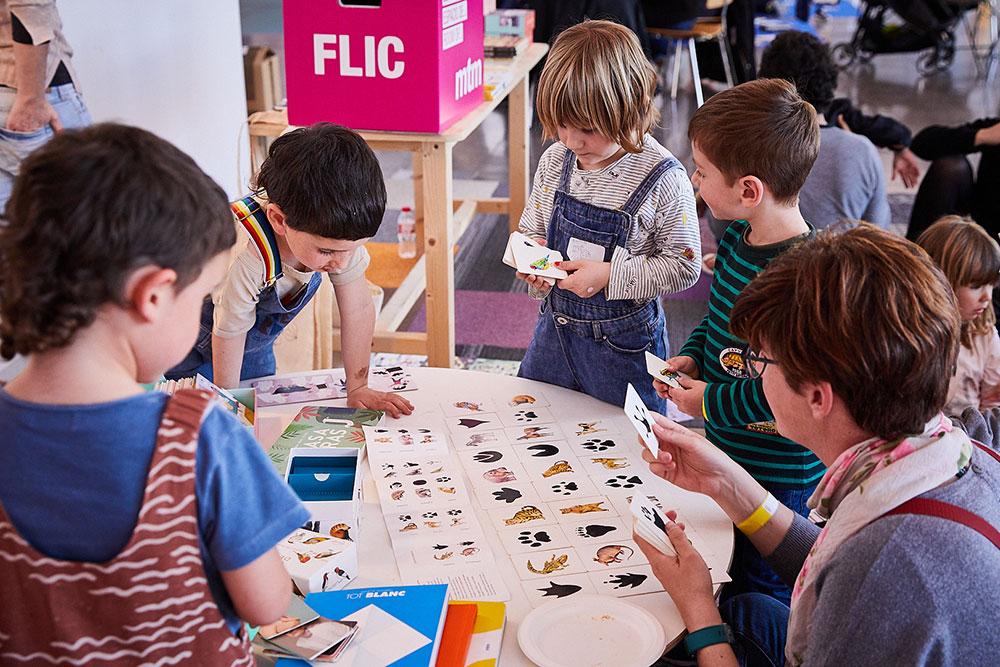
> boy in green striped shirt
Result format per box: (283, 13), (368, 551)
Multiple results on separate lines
(655, 79), (824, 605)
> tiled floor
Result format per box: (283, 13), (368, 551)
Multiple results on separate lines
(238, 3), (1000, 370)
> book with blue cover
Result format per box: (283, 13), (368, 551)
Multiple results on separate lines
(276, 584), (450, 667)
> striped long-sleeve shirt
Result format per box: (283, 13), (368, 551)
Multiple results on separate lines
(679, 219), (826, 490)
(518, 137), (701, 301)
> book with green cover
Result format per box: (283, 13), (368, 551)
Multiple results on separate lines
(269, 405), (383, 475)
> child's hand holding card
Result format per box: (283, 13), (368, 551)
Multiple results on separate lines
(503, 231), (568, 286)
(624, 383), (658, 456)
(644, 351), (691, 389)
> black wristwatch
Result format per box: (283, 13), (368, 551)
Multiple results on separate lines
(684, 624), (734, 656)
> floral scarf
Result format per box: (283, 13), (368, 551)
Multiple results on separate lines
(785, 413), (973, 666)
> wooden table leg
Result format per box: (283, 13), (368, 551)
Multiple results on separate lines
(421, 140), (456, 368)
(508, 74), (530, 233)
(412, 150), (424, 225)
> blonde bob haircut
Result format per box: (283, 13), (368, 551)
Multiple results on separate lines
(916, 215), (1000, 348)
(535, 20), (659, 154)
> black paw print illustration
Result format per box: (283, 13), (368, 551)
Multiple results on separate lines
(381, 463), (395, 470)
(605, 572), (647, 589)
(517, 530), (552, 548)
(446, 509), (463, 516)
(576, 524), (615, 538)
(514, 409), (540, 422)
(605, 475), (643, 489)
(436, 476), (451, 483)
(550, 481), (580, 496)
(582, 438), (617, 452)
(398, 514), (412, 522)
(422, 511), (439, 519)
(493, 487), (522, 503)
(403, 462), (419, 468)
(412, 479), (427, 486)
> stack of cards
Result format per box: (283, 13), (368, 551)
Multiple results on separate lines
(254, 596), (359, 663)
(629, 494), (676, 557)
(502, 231), (568, 286)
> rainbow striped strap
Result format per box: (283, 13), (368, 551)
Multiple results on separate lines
(230, 195), (283, 290)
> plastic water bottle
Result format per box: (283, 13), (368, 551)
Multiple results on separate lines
(397, 207), (416, 258)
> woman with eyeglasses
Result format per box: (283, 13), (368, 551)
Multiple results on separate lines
(640, 223), (1000, 667)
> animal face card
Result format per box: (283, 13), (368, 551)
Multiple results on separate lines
(548, 496), (616, 524)
(562, 516), (632, 549)
(581, 539), (647, 572)
(369, 365), (416, 393)
(252, 371), (346, 407)
(497, 405), (556, 428)
(363, 426), (450, 459)
(567, 433), (632, 458)
(588, 565), (665, 597)
(445, 413), (505, 434)
(441, 397), (499, 417)
(506, 392), (549, 408)
(510, 546), (588, 580)
(486, 502), (557, 531)
(534, 474), (601, 503)
(387, 506), (478, 538)
(451, 430), (507, 450)
(497, 523), (572, 555)
(471, 479), (544, 510)
(520, 573), (598, 607)
(624, 383), (658, 455)
(504, 423), (564, 443)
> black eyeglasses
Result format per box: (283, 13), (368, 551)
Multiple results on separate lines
(742, 349), (778, 379)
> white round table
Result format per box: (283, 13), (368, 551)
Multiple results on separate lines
(253, 367), (734, 666)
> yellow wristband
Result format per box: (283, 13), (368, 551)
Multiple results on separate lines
(736, 492), (779, 535)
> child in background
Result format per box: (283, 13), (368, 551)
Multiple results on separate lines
(517, 19), (701, 412)
(0, 124), (309, 664)
(656, 79), (823, 605)
(917, 216), (1000, 416)
(166, 123), (412, 418)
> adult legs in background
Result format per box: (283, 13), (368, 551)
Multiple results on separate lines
(906, 154), (975, 241)
(720, 594), (790, 667)
(795, 0), (811, 21)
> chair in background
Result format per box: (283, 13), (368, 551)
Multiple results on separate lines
(648, 0), (734, 107)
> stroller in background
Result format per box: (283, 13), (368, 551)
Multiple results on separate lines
(832, 0), (974, 74)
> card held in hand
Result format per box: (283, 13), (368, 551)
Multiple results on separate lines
(644, 351), (690, 389)
(503, 231), (568, 285)
(630, 494), (677, 557)
(624, 383), (658, 455)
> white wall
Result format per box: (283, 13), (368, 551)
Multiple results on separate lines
(59, 1), (251, 199)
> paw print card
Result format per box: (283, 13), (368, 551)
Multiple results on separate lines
(567, 433), (633, 458)
(496, 523), (572, 555)
(471, 479), (544, 510)
(520, 573), (598, 607)
(534, 474), (601, 503)
(497, 405), (556, 428)
(562, 516), (632, 548)
(588, 565), (665, 597)
(510, 440), (573, 463)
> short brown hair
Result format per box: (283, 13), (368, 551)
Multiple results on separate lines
(535, 20), (658, 153)
(730, 223), (959, 438)
(688, 78), (819, 205)
(917, 215), (1000, 348)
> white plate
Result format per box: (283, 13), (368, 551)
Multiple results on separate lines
(517, 594), (666, 667)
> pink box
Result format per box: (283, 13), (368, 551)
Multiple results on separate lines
(283, 0), (485, 133)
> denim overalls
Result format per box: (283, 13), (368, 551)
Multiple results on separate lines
(165, 196), (322, 383)
(518, 149), (679, 411)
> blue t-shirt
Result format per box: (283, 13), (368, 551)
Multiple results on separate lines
(0, 389), (310, 634)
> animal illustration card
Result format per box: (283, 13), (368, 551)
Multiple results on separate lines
(386, 506), (478, 538)
(588, 565), (665, 597)
(577, 453), (645, 477)
(567, 419), (614, 438)
(446, 413), (505, 434)
(363, 426), (450, 459)
(534, 474), (601, 503)
(369, 365), (416, 393)
(520, 573), (598, 607)
(497, 523), (572, 555)
(394, 534), (494, 571)
(457, 447), (532, 489)
(518, 451), (583, 480)
(502, 231), (568, 285)
(567, 433), (631, 458)
(608, 492), (667, 519)
(645, 351), (690, 388)
(300, 520), (356, 543)
(441, 397), (499, 417)
(252, 371), (346, 407)
(562, 516), (632, 548)
(451, 429), (508, 450)
(497, 405), (556, 428)
(511, 439), (573, 462)
(505, 392), (549, 408)
(511, 546), (589, 580)
(548, 496), (617, 524)
(624, 383), (658, 455)
(504, 423), (564, 443)
(486, 502), (558, 531)
(581, 539), (648, 572)
(471, 479), (544, 510)
(372, 459), (469, 510)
